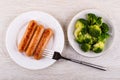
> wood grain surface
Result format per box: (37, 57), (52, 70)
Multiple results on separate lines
(0, 0), (120, 80)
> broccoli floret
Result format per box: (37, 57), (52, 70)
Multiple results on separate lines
(75, 33), (84, 44)
(101, 23), (109, 33)
(74, 19), (88, 40)
(76, 33), (93, 44)
(78, 18), (88, 26)
(79, 19), (88, 26)
(78, 19), (88, 34)
(83, 33), (93, 44)
(81, 43), (91, 52)
(93, 41), (104, 53)
(74, 19), (88, 39)
(89, 25), (102, 37)
(81, 27), (87, 34)
(75, 19), (88, 28)
(92, 37), (98, 44)
(96, 17), (102, 26)
(75, 19), (84, 29)
(98, 33), (110, 42)
(74, 27), (81, 39)
(87, 13), (97, 25)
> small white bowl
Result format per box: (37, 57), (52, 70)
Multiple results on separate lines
(67, 9), (114, 57)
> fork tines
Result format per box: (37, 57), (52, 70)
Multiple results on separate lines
(43, 49), (54, 58)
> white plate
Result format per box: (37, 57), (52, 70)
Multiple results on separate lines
(67, 9), (114, 57)
(6, 11), (64, 70)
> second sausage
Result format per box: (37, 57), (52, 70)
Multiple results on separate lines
(26, 25), (45, 56)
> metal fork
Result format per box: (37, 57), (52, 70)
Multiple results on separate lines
(43, 49), (107, 71)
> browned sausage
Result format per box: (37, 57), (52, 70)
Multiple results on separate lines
(34, 28), (53, 60)
(25, 25), (45, 56)
(18, 20), (37, 52)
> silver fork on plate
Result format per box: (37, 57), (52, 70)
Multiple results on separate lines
(43, 49), (107, 71)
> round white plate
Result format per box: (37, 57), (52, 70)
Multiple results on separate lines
(6, 11), (64, 70)
(67, 9), (114, 57)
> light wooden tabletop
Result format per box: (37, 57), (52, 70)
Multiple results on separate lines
(0, 0), (120, 80)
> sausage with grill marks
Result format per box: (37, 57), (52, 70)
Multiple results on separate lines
(26, 25), (44, 56)
(34, 28), (53, 60)
(18, 20), (37, 52)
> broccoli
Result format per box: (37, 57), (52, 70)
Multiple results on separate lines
(78, 19), (88, 34)
(100, 23), (109, 33)
(74, 19), (88, 39)
(74, 27), (81, 39)
(74, 13), (110, 53)
(96, 17), (102, 26)
(76, 33), (93, 44)
(75, 19), (84, 29)
(98, 33), (110, 42)
(93, 41), (105, 53)
(75, 32), (84, 44)
(83, 33), (93, 44)
(81, 27), (87, 34)
(89, 25), (102, 37)
(75, 19), (88, 28)
(92, 37), (98, 44)
(78, 19), (88, 26)
(81, 43), (91, 52)
(87, 13), (97, 25)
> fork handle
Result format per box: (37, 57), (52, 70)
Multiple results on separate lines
(61, 57), (107, 71)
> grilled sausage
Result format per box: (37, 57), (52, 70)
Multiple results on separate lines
(34, 28), (53, 60)
(18, 20), (37, 52)
(25, 25), (44, 56)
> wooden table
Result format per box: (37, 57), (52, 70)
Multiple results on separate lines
(0, 0), (120, 80)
